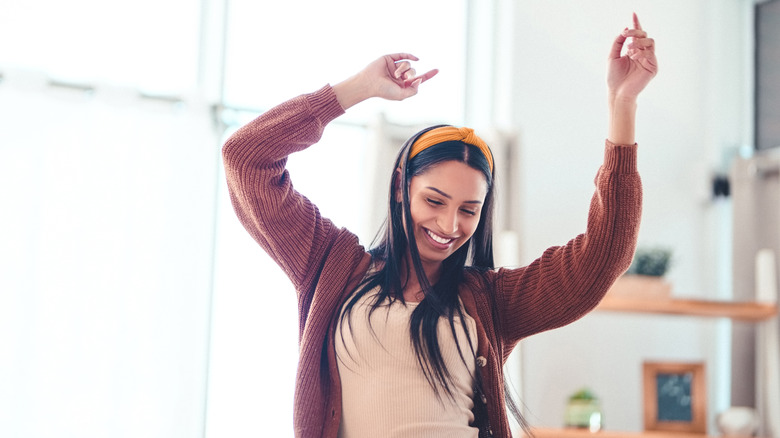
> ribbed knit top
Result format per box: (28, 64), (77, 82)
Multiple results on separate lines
(335, 286), (478, 437)
(221, 85), (642, 438)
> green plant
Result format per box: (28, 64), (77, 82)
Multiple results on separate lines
(627, 247), (672, 277)
(569, 388), (598, 401)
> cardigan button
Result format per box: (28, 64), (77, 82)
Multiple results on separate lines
(480, 393), (487, 404)
(476, 356), (487, 367)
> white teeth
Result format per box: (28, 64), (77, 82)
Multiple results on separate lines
(427, 230), (453, 244)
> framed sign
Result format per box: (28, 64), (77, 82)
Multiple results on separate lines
(643, 361), (706, 433)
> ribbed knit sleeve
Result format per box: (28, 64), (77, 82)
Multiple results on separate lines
(222, 87), (376, 438)
(492, 140), (642, 348)
(221, 85), (347, 293)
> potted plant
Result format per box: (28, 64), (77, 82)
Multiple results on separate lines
(564, 388), (603, 432)
(627, 247), (673, 277)
(608, 246), (673, 299)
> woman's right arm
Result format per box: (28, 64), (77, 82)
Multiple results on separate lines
(222, 86), (346, 291)
(222, 54), (437, 291)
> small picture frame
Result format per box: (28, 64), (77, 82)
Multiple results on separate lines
(643, 361), (706, 433)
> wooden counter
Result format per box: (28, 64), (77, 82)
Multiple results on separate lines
(525, 427), (764, 438)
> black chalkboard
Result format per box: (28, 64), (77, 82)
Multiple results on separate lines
(643, 361), (706, 433)
(656, 372), (693, 422)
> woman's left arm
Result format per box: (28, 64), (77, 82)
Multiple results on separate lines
(490, 141), (641, 346)
(491, 15), (656, 345)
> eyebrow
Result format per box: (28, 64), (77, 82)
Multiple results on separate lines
(425, 186), (483, 205)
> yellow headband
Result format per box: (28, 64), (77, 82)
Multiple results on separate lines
(408, 126), (493, 173)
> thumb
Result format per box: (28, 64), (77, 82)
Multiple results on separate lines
(398, 86), (418, 101)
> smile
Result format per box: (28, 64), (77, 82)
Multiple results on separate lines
(425, 229), (455, 245)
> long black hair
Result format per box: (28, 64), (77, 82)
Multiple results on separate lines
(339, 125), (530, 433)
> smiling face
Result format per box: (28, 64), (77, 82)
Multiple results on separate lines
(402, 160), (489, 276)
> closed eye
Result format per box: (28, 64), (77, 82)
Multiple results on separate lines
(426, 198), (444, 206)
(460, 208), (477, 216)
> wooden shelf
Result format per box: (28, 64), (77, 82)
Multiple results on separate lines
(597, 296), (777, 322)
(525, 428), (763, 438)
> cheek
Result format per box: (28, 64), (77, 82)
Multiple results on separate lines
(407, 200), (429, 226)
(402, 205), (424, 241)
(463, 216), (481, 238)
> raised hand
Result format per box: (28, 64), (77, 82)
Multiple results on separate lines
(333, 53), (438, 109)
(607, 13), (658, 102)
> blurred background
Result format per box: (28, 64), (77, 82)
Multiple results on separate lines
(1, 0), (778, 436)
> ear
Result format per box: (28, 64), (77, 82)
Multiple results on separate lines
(393, 169), (403, 203)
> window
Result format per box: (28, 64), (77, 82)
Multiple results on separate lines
(0, 0), (200, 93)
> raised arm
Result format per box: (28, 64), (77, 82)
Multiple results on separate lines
(490, 15), (656, 345)
(607, 13), (658, 145)
(222, 54), (436, 294)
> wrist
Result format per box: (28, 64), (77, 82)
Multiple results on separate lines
(608, 95), (638, 146)
(608, 93), (638, 110)
(332, 74), (372, 110)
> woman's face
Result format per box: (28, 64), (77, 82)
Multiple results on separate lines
(404, 160), (489, 270)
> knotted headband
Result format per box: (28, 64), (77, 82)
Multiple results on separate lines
(408, 126), (494, 173)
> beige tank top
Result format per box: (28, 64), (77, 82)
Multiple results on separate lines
(334, 286), (479, 438)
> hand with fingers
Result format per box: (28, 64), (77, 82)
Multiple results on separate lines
(333, 53), (439, 110)
(607, 13), (658, 103)
(606, 13), (658, 145)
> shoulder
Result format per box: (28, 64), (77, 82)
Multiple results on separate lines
(326, 227), (370, 266)
(462, 265), (522, 287)
(460, 265), (534, 310)
(321, 227), (373, 282)
(460, 267), (500, 300)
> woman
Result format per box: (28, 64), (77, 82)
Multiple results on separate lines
(222, 14), (656, 438)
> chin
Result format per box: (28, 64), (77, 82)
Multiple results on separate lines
(418, 241), (464, 265)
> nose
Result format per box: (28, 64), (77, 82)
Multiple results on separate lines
(436, 208), (458, 235)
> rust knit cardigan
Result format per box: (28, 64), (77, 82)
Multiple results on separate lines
(222, 85), (642, 438)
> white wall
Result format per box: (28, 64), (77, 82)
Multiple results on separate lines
(507, 0), (753, 432)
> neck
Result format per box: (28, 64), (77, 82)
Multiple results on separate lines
(401, 253), (442, 302)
